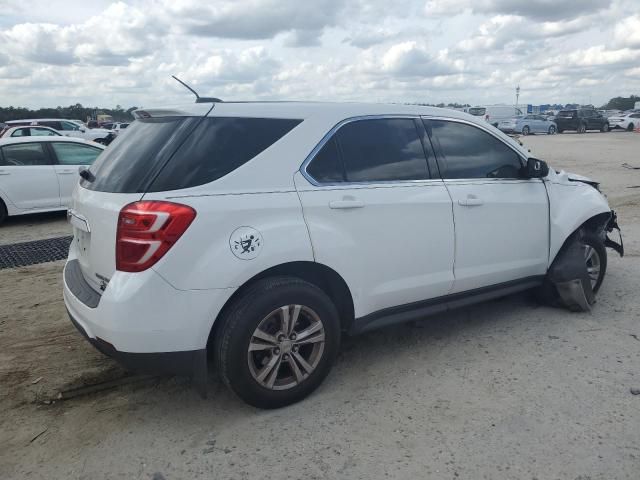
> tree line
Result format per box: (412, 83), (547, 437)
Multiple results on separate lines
(600, 95), (640, 111)
(0, 104), (137, 123)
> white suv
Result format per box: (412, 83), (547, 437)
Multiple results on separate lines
(63, 102), (623, 408)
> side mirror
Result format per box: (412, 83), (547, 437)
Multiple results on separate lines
(526, 158), (549, 178)
(80, 128), (86, 132)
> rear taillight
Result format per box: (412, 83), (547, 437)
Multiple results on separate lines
(116, 201), (196, 272)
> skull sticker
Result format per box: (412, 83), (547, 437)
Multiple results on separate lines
(230, 227), (263, 260)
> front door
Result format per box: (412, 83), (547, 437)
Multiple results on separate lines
(295, 117), (455, 318)
(0, 142), (59, 209)
(425, 118), (549, 293)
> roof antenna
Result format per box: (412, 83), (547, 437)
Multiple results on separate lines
(171, 75), (222, 103)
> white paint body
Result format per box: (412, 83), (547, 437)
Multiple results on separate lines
(0, 137), (104, 217)
(62, 102), (612, 354)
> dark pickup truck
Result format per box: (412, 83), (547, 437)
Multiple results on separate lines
(555, 109), (610, 133)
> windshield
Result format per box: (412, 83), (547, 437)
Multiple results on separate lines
(468, 107), (486, 116)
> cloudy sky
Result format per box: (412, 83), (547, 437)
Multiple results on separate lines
(1, 0), (639, 109)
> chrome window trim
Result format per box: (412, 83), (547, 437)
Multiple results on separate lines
(299, 114), (437, 188)
(300, 114), (530, 187)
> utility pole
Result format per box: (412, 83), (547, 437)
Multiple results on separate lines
(515, 85), (520, 111)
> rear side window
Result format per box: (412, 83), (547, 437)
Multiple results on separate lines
(305, 118), (430, 183)
(0, 143), (50, 166)
(83, 116), (301, 193)
(51, 142), (102, 165)
(148, 117), (302, 192)
(558, 111), (576, 118)
(40, 121), (63, 130)
(429, 120), (523, 179)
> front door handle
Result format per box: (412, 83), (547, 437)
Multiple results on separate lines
(458, 195), (483, 207)
(329, 198), (365, 209)
(57, 170), (75, 175)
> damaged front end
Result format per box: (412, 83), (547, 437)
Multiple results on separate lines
(547, 210), (623, 312)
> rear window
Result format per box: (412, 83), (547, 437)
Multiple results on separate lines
(557, 111), (576, 118)
(468, 107), (486, 116)
(83, 116), (302, 193)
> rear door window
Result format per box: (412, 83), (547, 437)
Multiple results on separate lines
(305, 118), (431, 183)
(51, 142), (102, 165)
(337, 118), (429, 182)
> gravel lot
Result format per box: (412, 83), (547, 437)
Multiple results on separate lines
(1, 131), (639, 479)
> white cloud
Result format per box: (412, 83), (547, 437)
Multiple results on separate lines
(0, 0), (638, 109)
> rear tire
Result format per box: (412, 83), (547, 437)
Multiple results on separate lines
(577, 123), (586, 134)
(0, 199), (7, 225)
(214, 276), (340, 409)
(628, 123), (635, 132)
(601, 123), (609, 132)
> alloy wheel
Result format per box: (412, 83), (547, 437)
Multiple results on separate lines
(584, 245), (601, 289)
(248, 305), (326, 391)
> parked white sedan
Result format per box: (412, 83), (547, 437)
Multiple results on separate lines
(608, 112), (640, 131)
(0, 136), (104, 224)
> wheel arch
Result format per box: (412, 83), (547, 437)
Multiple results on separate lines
(549, 211), (611, 266)
(207, 261), (355, 351)
(547, 180), (612, 265)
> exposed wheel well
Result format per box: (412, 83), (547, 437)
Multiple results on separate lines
(552, 212), (610, 264)
(207, 261), (355, 352)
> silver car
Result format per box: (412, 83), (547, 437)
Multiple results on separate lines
(498, 114), (558, 135)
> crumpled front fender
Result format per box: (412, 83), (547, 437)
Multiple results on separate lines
(545, 171), (611, 265)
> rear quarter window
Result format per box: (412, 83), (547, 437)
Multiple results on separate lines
(83, 116), (302, 193)
(147, 117), (302, 192)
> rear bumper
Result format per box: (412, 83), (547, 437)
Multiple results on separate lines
(63, 256), (235, 358)
(67, 307), (206, 377)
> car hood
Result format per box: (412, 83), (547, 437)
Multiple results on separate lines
(550, 169), (600, 190)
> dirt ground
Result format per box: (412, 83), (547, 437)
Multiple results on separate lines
(1, 131), (639, 479)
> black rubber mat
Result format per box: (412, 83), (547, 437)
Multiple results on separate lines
(0, 236), (72, 269)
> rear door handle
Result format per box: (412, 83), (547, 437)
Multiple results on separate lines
(57, 170), (75, 175)
(329, 199), (365, 209)
(458, 195), (483, 207)
(0, 170), (9, 176)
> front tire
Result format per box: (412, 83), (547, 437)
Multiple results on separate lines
(522, 125), (530, 136)
(577, 123), (586, 134)
(548, 125), (556, 134)
(215, 277), (340, 409)
(628, 123), (635, 132)
(601, 123), (609, 132)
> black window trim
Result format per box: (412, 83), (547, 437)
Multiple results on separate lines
(300, 114), (436, 187)
(422, 116), (530, 182)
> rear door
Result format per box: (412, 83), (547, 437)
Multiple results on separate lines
(49, 142), (103, 207)
(0, 142), (59, 209)
(296, 116), (455, 318)
(425, 118), (549, 293)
